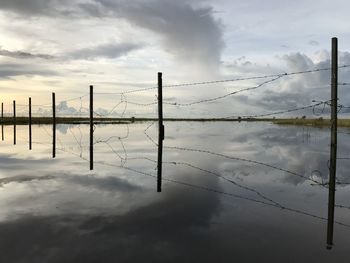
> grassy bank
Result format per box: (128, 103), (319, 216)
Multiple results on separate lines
(272, 118), (350, 127)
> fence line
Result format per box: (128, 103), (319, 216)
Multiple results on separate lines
(2, 64), (350, 120)
(1, 39), (350, 249)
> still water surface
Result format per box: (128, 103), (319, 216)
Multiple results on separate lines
(0, 122), (349, 262)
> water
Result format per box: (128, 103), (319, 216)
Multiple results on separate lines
(0, 122), (350, 262)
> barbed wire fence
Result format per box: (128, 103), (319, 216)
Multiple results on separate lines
(1, 59), (350, 245)
(1, 64), (349, 169)
(1, 65), (350, 172)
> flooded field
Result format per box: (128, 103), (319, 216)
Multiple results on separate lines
(0, 121), (350, 262)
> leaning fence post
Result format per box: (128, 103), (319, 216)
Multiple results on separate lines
(90, 85), (94, 170)
(327, 37), (338, 250)
(157, 72), (164, 192)
(29, 97), (32, 150)
(52, 92), (56, 158)
(13, 100), (16, 145)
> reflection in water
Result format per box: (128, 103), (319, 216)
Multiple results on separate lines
(0, 122), (349, 262)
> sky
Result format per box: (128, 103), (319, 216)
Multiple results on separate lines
(0, 0), (350, 118)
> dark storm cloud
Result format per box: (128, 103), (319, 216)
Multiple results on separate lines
(0, 0), (224, 75)
(92, 0), (224, 73)
(1, 0), (224, 70)
(0, 0), (74, 16)
(0, 42), (141, 62)
(0, 0), (52, 15)
(69, 42), (143, 60)
(0, 63), (58, 79)
(0, 48), (55, 60)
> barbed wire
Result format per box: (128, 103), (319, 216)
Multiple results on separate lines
(94, 86), (157, 95)
(93, 94), (127, 118)
(143, 121), (158, 146)
(96, 139), (128, 166)
(31, 93), (89, 107)
(93, 123), (130, 166)
(162, 65), (350, 89)
(92, 160), (350, 228)
(335, 204), (350, 210)
(338, 104), (350, 110)
(88, 64), (350, 96)
(223, 100), (330, 119)
(143, 122), (322, 194)
(163, 76), (283, 106)
(6, 122), (350, 228)
(93, 93), (156, 118)
(123, 154), (283, 207)
(69, 125), (84, 158)
(163, 145), (328, 187)
(90, 122), (304, 213)
(165, 160), (283, 207)
(2, 65), (349, 118)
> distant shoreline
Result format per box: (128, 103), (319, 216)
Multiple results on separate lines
(1, 117), (350, 127)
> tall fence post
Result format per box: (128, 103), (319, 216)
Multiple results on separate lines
(1, 102), (3, 141)
(90, 85), (94, 170)
(29, 97), (32, 150)
(157, 72), (164, 192)
(52, 92), (56, 158)
(327, 37), (338, 250)
(13, 100), (16, 145)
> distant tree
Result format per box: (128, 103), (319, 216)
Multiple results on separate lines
(302, 115), (306, 119)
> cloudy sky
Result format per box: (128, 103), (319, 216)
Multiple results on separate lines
(0, 0), (350, 118)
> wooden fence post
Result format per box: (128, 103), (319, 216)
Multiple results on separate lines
(157, 72), (164, 192)
(52, 92), (56, 158)
(13, 100), (16, 145)
(1, 102), (3, 141)
(327, 37), (338, 250)
(90, 85), (94, 170)
(29, 97), (32, 150)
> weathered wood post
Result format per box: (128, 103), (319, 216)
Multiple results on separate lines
(157, 72), (164, 192)
(29, 97), (32, 150)
(13, 100), (16, 145)
(327, 37), (338, 250)
(90, 85), (94, 170)
(52, 92), (56, 158)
